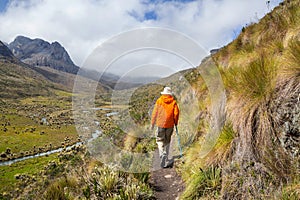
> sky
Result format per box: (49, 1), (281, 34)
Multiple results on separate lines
(0, 0), (283, 76)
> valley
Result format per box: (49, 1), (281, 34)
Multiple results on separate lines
(0, 0), (300, 199)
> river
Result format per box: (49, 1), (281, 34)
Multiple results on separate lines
(0, 107), (118, 167)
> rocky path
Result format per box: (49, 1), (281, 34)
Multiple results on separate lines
(150, 166), (184, 200)
(150, 134), (185, 200)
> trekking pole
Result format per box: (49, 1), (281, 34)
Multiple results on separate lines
(175, 126), (183, 158)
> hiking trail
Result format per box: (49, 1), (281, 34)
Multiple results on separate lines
(150, 133), (185, 200)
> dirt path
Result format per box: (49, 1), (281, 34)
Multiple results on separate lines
(149, 134), (185, 200)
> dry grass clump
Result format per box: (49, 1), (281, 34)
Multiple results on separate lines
(280, 38), (300, 80)
(178, 1), (300, 199)
(223, 53), (278, 160)
(204, 123), (235, 166)
(43, 176), (79, 200)
(181, 165), (222, 200)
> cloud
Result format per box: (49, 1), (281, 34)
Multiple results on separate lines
(0, 0), (282, 75)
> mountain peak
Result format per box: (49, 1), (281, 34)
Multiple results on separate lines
(8, 36), (79, 74)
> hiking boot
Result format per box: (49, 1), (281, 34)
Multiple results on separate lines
(160, 155), (167, 168)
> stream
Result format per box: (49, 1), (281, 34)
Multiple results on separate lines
(0, 108), (118, 167)
(0, 142), (83, 166)
(0, 130), (103, 167)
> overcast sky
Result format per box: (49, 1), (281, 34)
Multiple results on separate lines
(0, 0), (282, 76)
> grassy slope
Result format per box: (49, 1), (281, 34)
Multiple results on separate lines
(178, 0), (300, 199)
(121, 0), (300, 199)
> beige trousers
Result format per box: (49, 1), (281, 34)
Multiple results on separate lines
(156, 127), (174, 158)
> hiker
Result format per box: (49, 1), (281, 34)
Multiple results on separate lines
(151, 87), (179, 168)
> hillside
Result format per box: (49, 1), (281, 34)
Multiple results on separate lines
(0, 43), (61, 98)
(125, 0), (300, 199)
(180, 0), (300, 199)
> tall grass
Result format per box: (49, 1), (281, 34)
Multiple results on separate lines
(205, 123), (235, 166)
(44, 176), (78, 200)
(181, 165), (221, 200)
(224, 53), (280, 163)
(258, 1), (299, 44)
(225, 54), (277, 107)
(281, 39), (300, 80)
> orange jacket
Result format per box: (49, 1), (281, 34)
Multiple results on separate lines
(151, 95), (179, 128)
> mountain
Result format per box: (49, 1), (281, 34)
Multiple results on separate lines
(8, 36), (79, 74)
(0, 40), (15, 60)
(8, 35), (163, 90)
(0, 38), (109, 98)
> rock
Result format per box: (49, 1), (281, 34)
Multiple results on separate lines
(164, 174), (173, 179)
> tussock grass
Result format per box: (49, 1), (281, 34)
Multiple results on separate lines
(178, 139), (205, 181)
(281, 39), (300, 80)
(258, 1), (299, 44)
(204, 123), (235, 166)
(224, 54), (278, 153)
(178, 1), (300, 199)
(181, 165), (221, 200)
(225, 54), (278, 106)
(43, 176), (79, 200)
(222, 51), (296, 181)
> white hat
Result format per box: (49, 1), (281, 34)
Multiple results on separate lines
(161, 87), (173, 95)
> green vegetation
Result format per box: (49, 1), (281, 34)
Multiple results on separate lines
(1, 0), (300, 199)
(0, 154), (59, 194)
(0, 108), (77, 161)
(84, 165), (154, 199)
(44, 176), (79, 200)
(224, 54), (277, 106)
(181, 166), (221, 200)
(282, 39), (300, 80)
(204, 123), (235, 166)
(280, 183), (300, 200)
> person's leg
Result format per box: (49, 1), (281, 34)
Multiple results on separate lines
(164, 128), (173, 160)
(156, 127), (166, 158)
(156, 127), (170, 168)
